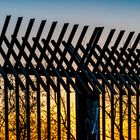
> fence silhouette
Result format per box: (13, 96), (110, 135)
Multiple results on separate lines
(0, 15), (139, 140)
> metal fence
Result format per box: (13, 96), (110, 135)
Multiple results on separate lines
(0, 15), (139, 140)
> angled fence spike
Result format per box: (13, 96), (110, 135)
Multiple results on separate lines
(4, 17), (23, 67)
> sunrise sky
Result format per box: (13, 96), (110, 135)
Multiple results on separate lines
(0, 0), (140, 31)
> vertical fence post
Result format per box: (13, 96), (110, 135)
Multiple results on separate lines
(26, 77), (30, 140)
(37, 78), (41, 140)
(15, 78), (20, 140)
(66, 79), (71, 140)
(57, 77), (61, 140)
(4, 79), (9, 140)
(47, 79), (51, 140)
(136, 82), (139, 140)
(76, 76), (99, 140)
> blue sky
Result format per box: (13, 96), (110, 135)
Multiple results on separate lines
(0, 0), (140, 31)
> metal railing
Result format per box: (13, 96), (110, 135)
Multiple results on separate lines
(0, 15), (139, 140)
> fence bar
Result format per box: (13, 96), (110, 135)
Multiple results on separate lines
(4, 79), (9, 140)
(0, 15), (11, 46)
(47, 79), (51, 140)
(98, 93), (100, 140)
(39, 39), (79, 93)
(94, 29), (115, 69)
(0, 41), (25, 89)
(36, 41), (71, 92)
(67, 79), (71, 140)
(37, 78), (41, 140)
(78, 27), (100, 68)
(26, 20), (46, 69)
(83, 27), (104, 67)
(57, 78), (61, 140)
(61, 42), (103, 94)
(4, 17), (23, 67)
(136, 83), (139, 140)
(26, 78), (30, 140)
(111, 88), (114, 140)
(14, 38), (57, 91)
(38, 21), (57, 65)
(15, 78), (20, 140)
(119, 84), (123, 140)
(76, 78), (85, 140)
(121, 33), (140, 70)
(59, 24), (79, 66)
(102, 83), (105, 140)
(111, 32), (134, 72)
(67, 26), (89, 71)
(15, 18), (35, 68)
(3, 36), (36, 91)
(128, 90), (131, 140)
(48, 23), (69, 68)
(103, 30), (125, 72)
